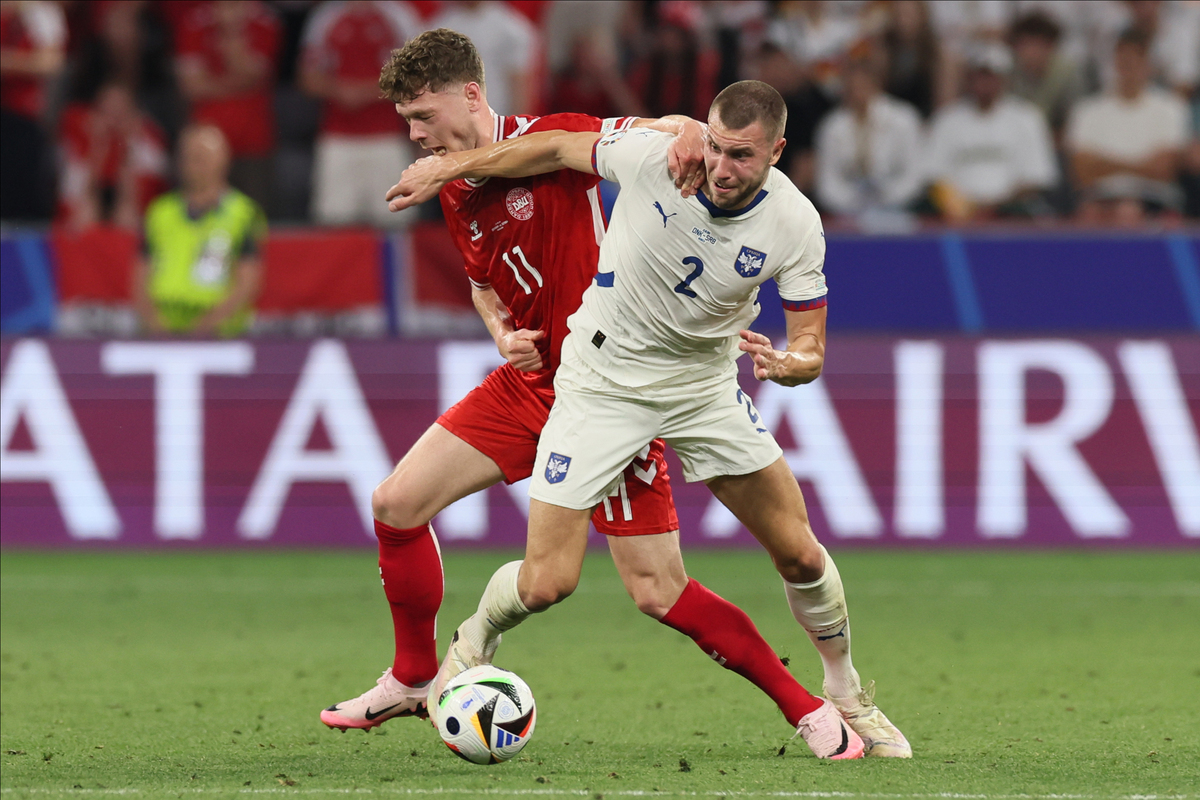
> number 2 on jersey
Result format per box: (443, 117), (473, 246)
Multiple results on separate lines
(674, 256), (704, 298)
(502, 245), (543, 295)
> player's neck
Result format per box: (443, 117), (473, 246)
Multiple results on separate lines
(469, 107), (498, 150)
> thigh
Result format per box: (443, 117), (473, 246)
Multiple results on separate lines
(593, 438), (680, 536)
(664, 377), (783, 484)
(437, 364), (551, 484)
(520, 498), (593, 605)
(528, 365), (660, 512)
(607, 530), (688, 617)
(376, 422), (506, 527)
(705, 456), (823, 579)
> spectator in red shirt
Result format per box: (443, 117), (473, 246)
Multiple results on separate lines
(299, 0), (423, 228)
(1, 0), (66, 221)
(175, 0), (280, 213)
(57, 82), (170, 231)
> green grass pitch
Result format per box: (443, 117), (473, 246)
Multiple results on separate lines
(1, 549), (1197, 799)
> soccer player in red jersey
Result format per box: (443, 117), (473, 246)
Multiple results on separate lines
(319, 29), (829, 744)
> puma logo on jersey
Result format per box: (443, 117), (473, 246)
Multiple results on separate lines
(653, 201), (677, 227)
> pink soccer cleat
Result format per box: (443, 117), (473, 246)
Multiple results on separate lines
(320, 668), (429, 731)
(793, 699), (866, 760)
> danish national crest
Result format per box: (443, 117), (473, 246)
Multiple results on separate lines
(735, 246), (766, 278)
(506, 187), (535, 221)
(544, 453), (571, 484)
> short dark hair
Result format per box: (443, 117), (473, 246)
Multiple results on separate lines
(1009, 11), (1061, 44)
(710, 80), (787, 142)
(1116, 26), (1152, 55)
(379, 28), (485, 104)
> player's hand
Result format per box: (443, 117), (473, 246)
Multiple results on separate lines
(498, 328), (545, 372)
(738, 329), (796, 385)
(667, 119), (707, 198)
(387, 155), (454, 212)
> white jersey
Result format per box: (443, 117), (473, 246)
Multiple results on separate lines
(567, 129), (827, 388)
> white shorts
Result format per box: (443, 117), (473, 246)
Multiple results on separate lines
(530, 346), (783, 511)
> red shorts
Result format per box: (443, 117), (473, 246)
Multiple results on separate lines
(437, 363), (679, 536)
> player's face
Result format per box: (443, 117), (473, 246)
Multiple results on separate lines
(395, 83), (483, 155)
(703, 116), (785, 210)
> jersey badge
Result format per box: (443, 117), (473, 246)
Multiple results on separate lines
(597, 130), (626, 147)
(470, 220), (483, 241)
(653, 201), (678, 227)
(735, 246), (766, 278)
(545, 453), (572, 484)
(506, 187), (535, 221)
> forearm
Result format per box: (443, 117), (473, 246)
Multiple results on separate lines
(774, 336), (825, 386)
(448, 130), (597, 182)
(471, 286), (513, 344)
(632, 114), (696, 135)
(200, 258), (261, 325)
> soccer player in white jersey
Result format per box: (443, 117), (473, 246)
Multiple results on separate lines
(389, 80), (910, 759)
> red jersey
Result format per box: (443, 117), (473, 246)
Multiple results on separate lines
(440, 113), (635, 394)
(300, 1), (420, 137)
(175, 2), (280, 156)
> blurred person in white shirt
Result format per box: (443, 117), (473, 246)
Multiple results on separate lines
(434, 1), (537, 116)
(1066, 27), (1189, 225)
(814, 58), (924, 222)
(924, 42), (1057, 222)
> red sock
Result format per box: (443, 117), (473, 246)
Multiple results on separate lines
(375, 519), (443, 687)
(660, 578), (822, 726)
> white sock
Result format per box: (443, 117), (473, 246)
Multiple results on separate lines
(460, 560), (531, 656)
(783, 545), (862, 700)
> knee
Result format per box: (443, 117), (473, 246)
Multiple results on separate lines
(519, 570), (578, 612)
(372, 475), (427, 530)
(773, 543), (825, 585)
(626, 578), (685, 620)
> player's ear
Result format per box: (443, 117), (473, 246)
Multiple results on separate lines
(464, 82), (484, 112)
(769, 137), (786, 167)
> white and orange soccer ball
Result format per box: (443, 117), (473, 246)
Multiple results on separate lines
(434, 665), (536, 764)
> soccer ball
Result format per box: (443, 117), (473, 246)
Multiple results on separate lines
(434, 665), (537, 764)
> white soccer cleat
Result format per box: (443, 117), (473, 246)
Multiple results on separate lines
(427, 623), (499, 726)
(827, 680), (912, 758)
(320, 668), (429, 731)
(793, 699), (865, 760)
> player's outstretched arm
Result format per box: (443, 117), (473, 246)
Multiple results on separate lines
(387, 130), (599, 211)
(738, 306), (827, 387)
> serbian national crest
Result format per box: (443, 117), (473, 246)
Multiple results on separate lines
(544, 453), (571, 484)
(506, 187), (535, 221)
(735, 246), (766, 278)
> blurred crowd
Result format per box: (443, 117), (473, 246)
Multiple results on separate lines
(3, 0), (1199, 234)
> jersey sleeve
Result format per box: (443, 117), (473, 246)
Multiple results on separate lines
(438, 191), (490, 289)
(775, 219), (828, 311)
(591, 128), (667, 186)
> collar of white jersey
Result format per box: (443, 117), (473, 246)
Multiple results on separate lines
(695, 186), (769, 218)
(464, 108), (502, 189)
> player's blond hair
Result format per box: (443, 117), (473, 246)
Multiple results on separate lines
(710, 80), (787, 143)
(379, 28), (486, 104)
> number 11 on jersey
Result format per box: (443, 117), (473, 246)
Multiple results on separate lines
(502, 245), (543, 295)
